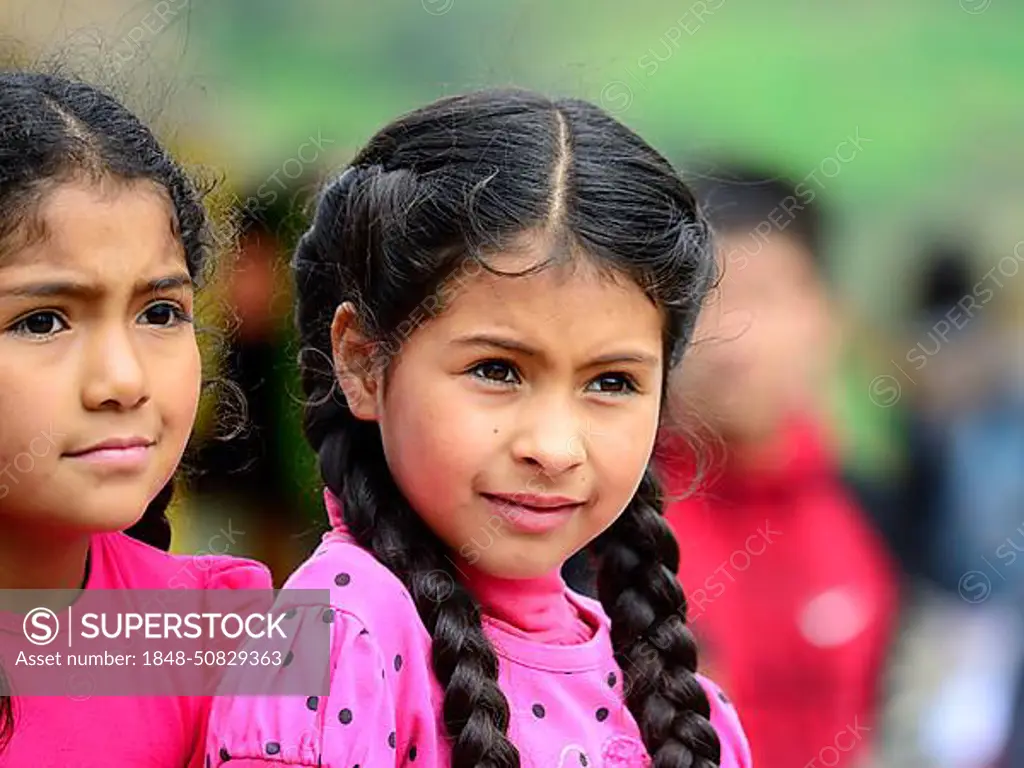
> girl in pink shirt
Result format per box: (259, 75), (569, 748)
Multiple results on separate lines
(0, 72), (272, 766)
(209, 88), (753, 767)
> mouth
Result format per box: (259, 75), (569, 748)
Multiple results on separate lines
(480, 492), (586, 535)
(64, 437), (156, 469)
(481, 492), (586, 512)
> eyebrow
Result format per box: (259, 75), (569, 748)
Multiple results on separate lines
(0, 273), (195, 300)
(452, 333), (660, 368)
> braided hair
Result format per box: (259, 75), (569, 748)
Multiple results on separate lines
(293, 88), (720, 767)
(0, 71), (214, 751)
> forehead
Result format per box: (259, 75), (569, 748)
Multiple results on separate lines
(717, 231), (818, 289)
(433, 245), (662, 346)
(1, 178), (184, 275)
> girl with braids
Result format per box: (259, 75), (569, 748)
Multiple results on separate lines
(0, 72), (271, 766)
(208, 88), (751, 768)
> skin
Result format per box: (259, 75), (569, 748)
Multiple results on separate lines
(0, 179), (201, 589)
(669, 231), (834, 454)
(332, 239), (666, 579)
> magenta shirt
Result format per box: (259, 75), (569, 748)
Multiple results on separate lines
(207, 492), (752, 767)
(0, 532), (272, 767)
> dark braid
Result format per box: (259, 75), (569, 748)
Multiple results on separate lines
(594, 469), (720, 766)
(295, 168), (519, 767)
(293, 88), (720, 767)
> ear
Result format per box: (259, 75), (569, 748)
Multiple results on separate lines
(330, 302), (382, 422)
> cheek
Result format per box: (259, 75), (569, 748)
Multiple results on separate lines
(380, 373), (487, 500)
(592, 405), (660, 509)
(0, 364), (67, 462)
(154, 342), (202, 429)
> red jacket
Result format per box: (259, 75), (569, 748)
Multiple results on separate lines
(659, 417), (898, 768)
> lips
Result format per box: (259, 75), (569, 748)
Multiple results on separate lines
(65, 437), (155, 456)
(481, 492), (586, 512)
(481, 492), (585, 535)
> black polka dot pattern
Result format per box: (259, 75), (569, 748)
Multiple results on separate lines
(335, 572), (351, 587)
(322, 608), (335, 623)
(219, 747), (230, 761)
(607, 672), (617, 687)
(283, 650), (294, 667)
(409, 745), (418, 761)
(718, 690), (731, 704)
(306, 696), (319, 711)
(394, 654), (403, 672)
(532, 703), (545, 719)
(284, 607), (297, 619)
(266, 741), (281, 755)
(595, 707), (609, 722)
(579, 754), (589, 766)
(205, 756), (211, 768)
(388, 731), (396, 749)
(338, 708), (353, 725)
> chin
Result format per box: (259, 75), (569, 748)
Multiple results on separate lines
(474, 550), (564, 580)
(71, 499), (150, 536)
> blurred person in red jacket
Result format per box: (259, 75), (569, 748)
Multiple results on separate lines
(659, 165), (900, 768)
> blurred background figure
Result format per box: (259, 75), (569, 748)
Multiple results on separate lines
(897, 243), (1024, 768)
(183, 177), (321, 583)
(658, 167), (900, 768)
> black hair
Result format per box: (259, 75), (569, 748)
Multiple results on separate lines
(689, 161), (826, 265)
(915, 240), (974, 316)
(0, 71), (213, 751)
(294, 88), (721, 767)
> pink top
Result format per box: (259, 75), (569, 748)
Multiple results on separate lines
(0, 531), (272, 767)
(207, 492), (752, 767)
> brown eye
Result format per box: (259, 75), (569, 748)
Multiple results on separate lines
(586, 373), (638, 395)
(12, 311), (66, 337)
(469, 360), (519, 385)
(140, 302), (190, 327)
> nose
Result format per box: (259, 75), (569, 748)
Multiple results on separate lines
(511, 395), (587, 476)
(81, 324), (150, 411)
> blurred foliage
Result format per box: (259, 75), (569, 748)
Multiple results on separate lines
(177, 0), (1024, 312)
(4, 0), (1023, 308)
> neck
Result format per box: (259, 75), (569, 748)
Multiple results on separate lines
(452, 558), (591, 641)
(0, 520), (91, 590)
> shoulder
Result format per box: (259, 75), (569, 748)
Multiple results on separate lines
(697, 674), (753, 768)
(90, 532), (272, 590)
(284, 536), (427, 642)
(567, 589), (612, 631)
(566, 594), (752, 767)
(208, 604), (397, 767)
(287, 540), (438, 730)
(209, 541), (438, 766)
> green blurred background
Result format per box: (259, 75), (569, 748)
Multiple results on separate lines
(8, 0), (1024, 311)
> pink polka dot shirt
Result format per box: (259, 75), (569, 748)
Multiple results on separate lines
(207, 491), (753, 767)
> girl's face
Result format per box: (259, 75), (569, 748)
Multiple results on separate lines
(337, 239), (665, 579)
(0, 179), (201, 540)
